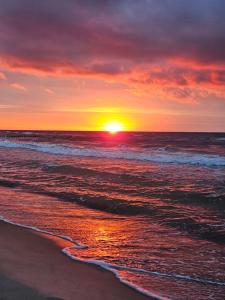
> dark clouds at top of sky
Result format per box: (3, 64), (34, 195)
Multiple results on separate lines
(0, 0), (225, 89)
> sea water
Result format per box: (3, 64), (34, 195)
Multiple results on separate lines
(0, 131), (224, 299)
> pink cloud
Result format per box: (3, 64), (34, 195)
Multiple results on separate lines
(45, 88), (54, 94)
(0, 0), (225, 101)
(10, 82), (27, 91)
(0, 72), (6, 81)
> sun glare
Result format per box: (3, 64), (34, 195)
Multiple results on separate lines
(104, 121), (124, 134)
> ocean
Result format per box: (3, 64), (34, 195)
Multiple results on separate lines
(0, 130), (225, 299)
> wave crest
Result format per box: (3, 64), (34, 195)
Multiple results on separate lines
(0, 139), (225, 167)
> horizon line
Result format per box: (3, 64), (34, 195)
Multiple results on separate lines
(0, 129), (224, 134)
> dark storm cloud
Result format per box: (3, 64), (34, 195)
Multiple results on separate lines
(0, 0), (225, 87)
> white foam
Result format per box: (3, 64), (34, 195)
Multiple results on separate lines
(0, 215), (87, 249)
(1, 214), (225, 300)
(0, 139), (225, 167)
(0, 214), (166, 300)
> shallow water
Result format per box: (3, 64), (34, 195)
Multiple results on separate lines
(0, 131), (225, 299)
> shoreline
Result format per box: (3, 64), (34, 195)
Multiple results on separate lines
(0, 219), (157, 300)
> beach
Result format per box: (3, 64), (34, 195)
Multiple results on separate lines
(1, 0), (225, 298)
(0, 220), (151, 300)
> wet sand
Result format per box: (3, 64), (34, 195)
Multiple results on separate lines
(0, 273), (50, 300)
(0, 220), (153, 300)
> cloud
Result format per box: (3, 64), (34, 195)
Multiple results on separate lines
(45, 88), (54, 94)
(0, 72), (6, 81)
(0, 104), (15, 109)
(0, 0), (225, 99)
(10, 82), (27, 91)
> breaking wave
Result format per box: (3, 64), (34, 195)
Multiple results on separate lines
(0, 139), (225, 167)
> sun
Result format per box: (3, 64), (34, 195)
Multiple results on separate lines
(104, 120), (124, 134)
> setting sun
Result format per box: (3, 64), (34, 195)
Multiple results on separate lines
(104, 121), (124, 134)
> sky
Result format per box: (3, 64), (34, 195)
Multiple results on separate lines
(0, 0), (225, 132)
